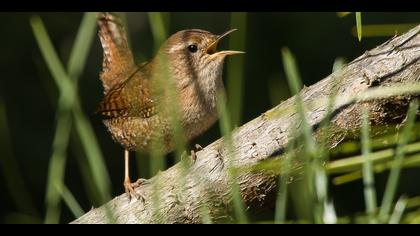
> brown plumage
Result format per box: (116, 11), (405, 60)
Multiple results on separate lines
(96, 12), (243, 200)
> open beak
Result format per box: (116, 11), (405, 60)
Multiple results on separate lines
(207, 29), (245, 57)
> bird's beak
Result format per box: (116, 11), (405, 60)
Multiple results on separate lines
(207, 29), (245, 56)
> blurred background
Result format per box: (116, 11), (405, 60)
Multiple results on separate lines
(0, 12), (419, 224)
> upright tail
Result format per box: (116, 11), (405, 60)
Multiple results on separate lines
(97, 12), (136, 94)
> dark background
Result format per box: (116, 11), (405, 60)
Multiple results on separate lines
(0, 12), (419, 223)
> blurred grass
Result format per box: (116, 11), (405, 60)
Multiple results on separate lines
(379, 101), (418, 221)
(389, 195), (407, 224)
(149, 138), (165, 223)
(54, 182), (84, 218)
(351, 24), (419, 37)
(31, 15), (76, 224)
(282, 47), (328, 223)
(250, 42), (420, 223)
(148, 12), (195, 223)
(337, 12), (351, 18)
(67, 13), (113, 207)
(148, 12), (170, 54)
(67, 13), (97, 84)
(144, 12), (171, 177)
(227, 12), (247, 127)
(282, 48), (316, 154)
(266, 82), (420, 122)
(330, 141), (420, 185)
(274, 145), (294, 223)
(200, 205), (213, 224)
(0, 97), (39, 219)
(361, 108), (378, 223)
(31, 13), (111, 224)
(356, 12), (362, 42)
(217, 92), (248, 223)
(223, 12), (248, 223)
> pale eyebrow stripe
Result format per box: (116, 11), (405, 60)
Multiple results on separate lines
(168, 43), (186, 53)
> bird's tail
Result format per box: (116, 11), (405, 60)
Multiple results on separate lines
(97, 12), (136, 94)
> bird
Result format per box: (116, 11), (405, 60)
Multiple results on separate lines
(96, 12), (244, 201)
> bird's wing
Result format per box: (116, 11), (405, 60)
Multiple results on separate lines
(97, 12), (136, 94)
(96, 70), (157, 119)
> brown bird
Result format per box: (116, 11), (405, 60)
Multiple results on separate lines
(96, 12), (243, 200)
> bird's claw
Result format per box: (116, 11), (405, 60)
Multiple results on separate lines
(124, 178), (147, 202)
(190, 144), (204, 164)
(195, 144), (203, 151)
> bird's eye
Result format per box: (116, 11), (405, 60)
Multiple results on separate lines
(188, 44), (198, 53)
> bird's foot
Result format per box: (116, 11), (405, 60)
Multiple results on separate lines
(190, 144), (204, 164)
(124, 178), (148, 202)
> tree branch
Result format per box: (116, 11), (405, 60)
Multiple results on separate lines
(72, 24), (420, 224)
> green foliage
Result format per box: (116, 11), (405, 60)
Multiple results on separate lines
(217, 92), (248, 223)
(0, 98), (38, 218)
(227, 12), (247, 127)
(361, 108), (378, 223)
(31, 13), (112, 224)
(379, 101), (418, 222)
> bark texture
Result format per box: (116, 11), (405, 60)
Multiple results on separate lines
(72, 25), (420, 224)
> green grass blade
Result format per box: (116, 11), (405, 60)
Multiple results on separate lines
(54, 182), (85, 218)
(281, 47), (316, 154)
(274, 174), (288, 223)
(68, 12), (112, 204)
(332, 57), (346, 73)
(274, 140), (296, 224)
(69, 134), (99, 204)
(149, 148), (165, 176)
(135, 152), (151, 178)
(282, 47), (319, 222)
(281, 48), (302, 97)
(72, 102), (112, 202)
(30, 16), (73, 95)
(266, 83), (420, 122)
(156, 51), (187, 162)
(316, 57), (346, 163)
(148, 12), (170, 53)
(146, 12), (172, 179)
(227, 12), (247, 127)
(146, 13), (178, 224)
(352, 23), (417, 38)
(32, 15), (112, 223)
(44, 109), (72, 224)
(217, 92), (248, 223)
(328, 141), (420, 175)
(149, 138), (165, 223)
(200, 205), (213, 224)
(361, 108), (378, 223)
(67, 12), (97, 82)
(34, 12), (110, 206)
(356, 12), (362, 42)
(0, 98), (39, 217)
(337, 12), (351, 18)
(379, 101), (419, 221)
(389, 195), (408, 224)
(31, 15), (75, 224)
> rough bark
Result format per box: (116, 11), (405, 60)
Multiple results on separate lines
(72, 25), (420, 224)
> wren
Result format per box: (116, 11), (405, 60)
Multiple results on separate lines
(96, 12), (243, 200)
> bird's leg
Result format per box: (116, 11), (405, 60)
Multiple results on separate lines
(190, 144), (204, 164)
(123, 150), (146, 202)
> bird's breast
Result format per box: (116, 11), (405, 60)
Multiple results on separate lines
(179, 76), (224, 140)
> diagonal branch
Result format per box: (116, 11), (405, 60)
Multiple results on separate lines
(72, 24), (420, 224)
